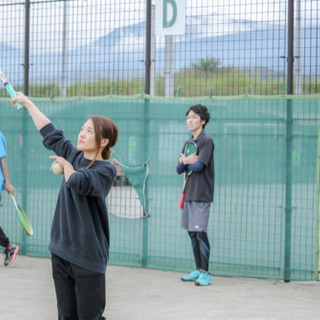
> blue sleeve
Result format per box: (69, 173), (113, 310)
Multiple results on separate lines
(187, 161), (204, 172)
(0, 133), (7, 158)
(176, 162), (186, 174)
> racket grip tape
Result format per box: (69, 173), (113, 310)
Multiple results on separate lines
(179, 193), (185, 209)
(5, 84), (23, 110)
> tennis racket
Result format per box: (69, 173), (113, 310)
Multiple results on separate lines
(10, 194), (33, 236)
(179, 140), (198, 209)
(0, 67), (23, 110)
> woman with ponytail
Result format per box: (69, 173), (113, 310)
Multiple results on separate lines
(12, 93), (118, 320)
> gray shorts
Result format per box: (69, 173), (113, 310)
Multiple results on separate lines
(181, 201), (210, 232)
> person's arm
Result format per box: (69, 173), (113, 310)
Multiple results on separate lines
(0, 156), (14, 194)
(187, 160), (204, 172)
(11, 92), (51, 131)
(50, 156), (76, 183)
(67, 163), (116, 197)
(177, 150), (199, 174)
(176, 161), (186, 174)
(179, 152), (198, 165)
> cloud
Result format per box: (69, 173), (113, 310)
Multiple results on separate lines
(0, 0), (317, 53)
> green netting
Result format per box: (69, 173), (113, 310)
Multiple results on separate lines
(0, 94), (319, 281)
(111, 157), (150, 217)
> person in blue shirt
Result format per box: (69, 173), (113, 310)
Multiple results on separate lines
(12, 92), (118, 320)
(177, 104), (214, 286)
(0, 131), (19, 266)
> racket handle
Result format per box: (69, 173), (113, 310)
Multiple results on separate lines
(179, 193), (185, 209)
(5, 84), (23, 110)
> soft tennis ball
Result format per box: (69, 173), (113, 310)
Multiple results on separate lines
(52, 163), (63, 175)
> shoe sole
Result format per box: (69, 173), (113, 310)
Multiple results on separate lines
(6, 246), (19, 266)
(181, 278), (199, 282)
(195, 277), (213, 286)
(194, 281), (212, 286)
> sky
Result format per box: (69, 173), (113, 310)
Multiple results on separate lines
(0, 0), (318, 52)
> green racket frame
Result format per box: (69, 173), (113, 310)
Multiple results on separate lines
(10, 194), (33, 236)
(179, 140), (198, 209)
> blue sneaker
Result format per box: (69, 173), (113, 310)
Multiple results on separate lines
(195, 271), (212, 286)
(181, 269), (201, 281)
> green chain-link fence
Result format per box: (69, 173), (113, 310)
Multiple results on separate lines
(0, 94), (319, 280)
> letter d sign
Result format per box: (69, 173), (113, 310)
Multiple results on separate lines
(163, 0), (177, 28)
(155, 0), (185, 35)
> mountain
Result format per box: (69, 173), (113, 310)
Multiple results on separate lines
(0, 43), (24, 83)
(0, 17), (318, 85)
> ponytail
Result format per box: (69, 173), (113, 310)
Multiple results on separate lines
(87, 116), (118, 167)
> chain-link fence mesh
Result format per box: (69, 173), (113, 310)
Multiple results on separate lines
(0, 0), (319, 96)
(0, 94), (318, 281)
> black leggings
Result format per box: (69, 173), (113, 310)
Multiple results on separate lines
(0, 226), (10, 248)
(188, 231), (211, 272)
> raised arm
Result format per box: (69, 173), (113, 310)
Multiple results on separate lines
(11, 92), (51, 131)
(1, 156), (14, 194)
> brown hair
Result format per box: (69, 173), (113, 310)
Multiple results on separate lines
(87, 115), (118, 167)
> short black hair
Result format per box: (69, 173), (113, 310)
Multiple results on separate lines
(186, 104), (211, 129)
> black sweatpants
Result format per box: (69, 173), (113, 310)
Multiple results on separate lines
(51, 253), (106, 320)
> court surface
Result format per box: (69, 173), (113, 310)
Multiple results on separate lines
(0, 255), (319, 320)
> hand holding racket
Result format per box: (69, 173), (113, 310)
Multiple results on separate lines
(10, 194), (33, 236)
(0, 67), (23, 110)
(179, 140), (198, 209)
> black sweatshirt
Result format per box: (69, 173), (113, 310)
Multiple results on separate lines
(40, 123), (116, 274)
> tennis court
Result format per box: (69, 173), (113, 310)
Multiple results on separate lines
(0, 1), (319, 318)
(0, 255), (319, 320)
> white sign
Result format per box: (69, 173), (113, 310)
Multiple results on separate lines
(155, 0), (186, 35)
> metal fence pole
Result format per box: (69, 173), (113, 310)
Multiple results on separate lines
(284, 0), (295, 283)
(145, 0), (152, 95)
(142, 0), (152, 267)
(20, 0), (31, 254)
(61, 0), (68, 97)
(24, 0), (30, 95)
